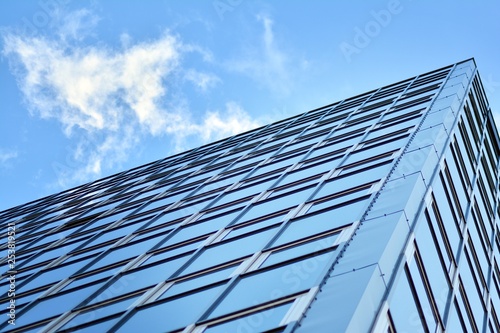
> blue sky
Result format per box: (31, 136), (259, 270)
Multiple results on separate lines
(1, 0), (499, 211)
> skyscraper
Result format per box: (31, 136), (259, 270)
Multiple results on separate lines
(1, 58), (498, 332)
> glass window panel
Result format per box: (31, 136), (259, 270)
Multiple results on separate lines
(2, 265), (38, 285)
(300, 153), (343, 173)
(241, 167), (289, 188)
(200, 205), (245, 223)
(270, 179), (319, 200)
(19, 245), (71, 268)
(224, 213), (286, 240)
(325, 132), (365, 151)
(274, 168), (326, 189)
(361, 133), (409, 151)
(432, 182), (461, 258)
(60, 295), (139, 330)
(215, 179), (277, 207)
(142, 239), (205, 266)
(115, 212), (156, 230)
(60, 317), (119, 333)
(365, 125), (413, 143)
(475, 198), (492, 239)
(164, 217), (233, 248)
(209, 251), (334, 319)
(459, 250), (485, 325)
(446, 300), (467, 333)
(310, 191), (372, 214)
(5, 289), (45, 310)
(89, 254), (191, 304)
(467, 220), (489, 284)
(454, 133), (475, 172)
(84, 233), (165, 272)
(62, 266), (122, 292)
(76, 201), (117, 220)
(180, 184), (220, 205)
(176, 171), (213, 187)
(305, 144), (347, 162)
(16, 282), (104, 327)
(342, 149), (395, 170)
(273, 199), (367, 247)
(260, 136), (290, 148)
(143, 209), (189, 229)
(47, 236), (90, 256)
(272, 171), (321, 195)
(129, 225), (176, 244)
(121, 185), (160, 203)
(277, 139), (315, 155)
(311, 175), (375, 202)
(178, 195), (217, 215)
(331, 122), (368, 138)
(135, 192), (185, 214)
(262, 233), (338, 268)
(84, 223), (141, 248)
(2, 322), (45, 333)
(21, 219), (60, 235)
(408, 256), (438, 331)
(390, 267), (427, 332)
(250, 155), (302, 178)
(119, 284), (224, 332)
(19, 258), (93, 293)
(415, 216), (451, 318)
(23, 233), (62, 250)
(422, 208), (452, 272)
(238, 190), (310, 224)
(269, 186), (316, 207)
(456, 282), (479, 333)
(77, 208), (135, 233)
(204, 301), (292, 333)
(223, 160), (261, 174)
(160, 264), (238, 299)
(64, 245), (107, 265)
(181, 227), (278, 276)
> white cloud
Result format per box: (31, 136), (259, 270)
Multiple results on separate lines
(0, 149), (18, 165)
(3, 32), (184, 137)
(56, 8), (100, 42)
(2, 10), (260, 189)
(227, 14), (291, 95)
(198, 101), (260, 141)
(184, 69), (221, 92)
(120, 33), (132, 48)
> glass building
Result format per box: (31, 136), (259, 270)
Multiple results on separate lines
(1, 58), (499, 332)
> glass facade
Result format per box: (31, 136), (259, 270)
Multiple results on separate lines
(1, 58), (498, 332)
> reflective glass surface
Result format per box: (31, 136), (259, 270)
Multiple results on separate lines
(1, 60), (498, 333)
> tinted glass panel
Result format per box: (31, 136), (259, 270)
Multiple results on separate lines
(263, 233), (338, 268)
(181, 227), (278, 275)
(119, 284), (224, 332)
(209, 251), (334, 319)
(204, 301), (292, 333)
